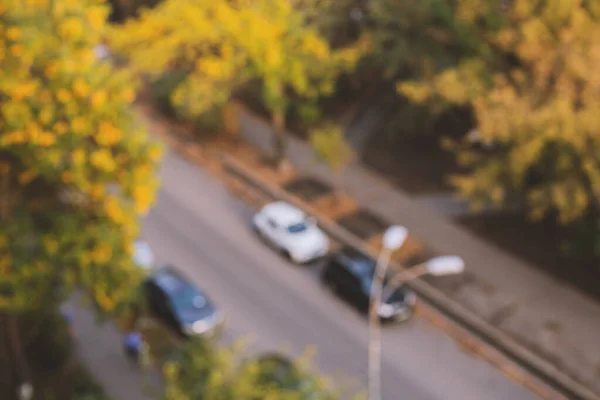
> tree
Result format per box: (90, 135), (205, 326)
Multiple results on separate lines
(109, 0), (368, 170)
(398, 0), (600, 225)
(0, 0), (162, 396)
(233, 0), (366, 170)
(108, 0), (254, 124)
(162, 337), (339, 400)
(309, 123), (354, 203)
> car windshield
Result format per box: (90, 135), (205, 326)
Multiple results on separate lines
(288, 221), (308, 234)
(171, 286), (207, 311)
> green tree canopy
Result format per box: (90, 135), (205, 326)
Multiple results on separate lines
(367, 0), (504, 78)
(163, 338), (340, 400)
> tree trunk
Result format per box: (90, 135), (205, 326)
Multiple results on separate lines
(0, 313), (30, 400)
(0, 165), (31, 399)
(271, 110), (290, 172)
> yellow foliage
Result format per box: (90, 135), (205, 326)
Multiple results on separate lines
(132, 184), (154, 215)
(90, 149), (117, 172)
(309, 123), (354, 172)
(54, 121), (68, 135)
(109, 0), (367, 129)
(43, 237), (59, 255)
(105, 196), (126, 223)
(86, 6), (106, 30)
(400, 1), (600, 224)
(73, 78), (90, 98)
(71, 116), (88, 134)
(18, 170), (38, 185)
(61, 170), (74, 183)
(148, 145), (163, 162)
(58, 17), (83, 39)
(95, 121), (123, 146)
(57, 88), (72, 103)
(91, 90), (107, 108)
(91, 243), (113, 264)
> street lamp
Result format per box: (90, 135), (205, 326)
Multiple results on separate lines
(18, 383), (33, 400)
(368, 226), (465, 400)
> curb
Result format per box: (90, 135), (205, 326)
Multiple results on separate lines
(221, 154), (600, 400)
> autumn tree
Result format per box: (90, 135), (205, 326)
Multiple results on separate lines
(109, 0), (252, 125)
(399, 0), (600, 226)
(233, 0), (366, 170)
(109, 0), (368, 170)
(309, 123), (354, 203)
(0, 0), (162, 396)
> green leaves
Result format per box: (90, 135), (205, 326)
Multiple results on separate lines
(163, 338), (338, 400)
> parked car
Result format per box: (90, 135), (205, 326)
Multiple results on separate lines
(252, 353), (335, 399)
(321, 247), (417, 322)
(252, 201), (329, 264)
(143, 267), (224, 337)
(133, 238), (155, 270)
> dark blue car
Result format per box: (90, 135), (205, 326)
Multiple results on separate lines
(144, 267), (224, 337)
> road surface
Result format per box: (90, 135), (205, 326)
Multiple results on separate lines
(141, 151), (537, 400)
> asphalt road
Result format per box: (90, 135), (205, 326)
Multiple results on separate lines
(141, 151), (537, 400)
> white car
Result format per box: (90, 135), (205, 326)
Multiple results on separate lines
(252, 201), (330, 264)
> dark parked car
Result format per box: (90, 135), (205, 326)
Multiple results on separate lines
(321, 248), (416, 322)
(144, 267), (224, 337)
(253, 353), (335, 399)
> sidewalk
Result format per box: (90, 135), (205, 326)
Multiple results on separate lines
(70, 298), (161, 400)
(235, 104), (600, 392)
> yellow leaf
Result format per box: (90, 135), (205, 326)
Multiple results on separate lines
(148, 145), (163, 162)
(86, 6), (106, 30)
(6, 27), (21, 40)
(43, 237), (59, 255)
(10, 45), (24, 57)
(71, 116), (88, 133)
(45, 62), (59, 79)
(19, 170), (38, 185)
(95, 122), (123, 146)
(72, 148), (86, 165)
(61, 170), (74, 183)
(73, 78), (90, 98)
(57, 89), (72, 103)
(91, 91), (107, 108)
(54, 121), (68, 135)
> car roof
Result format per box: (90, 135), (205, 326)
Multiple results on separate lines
(262, 201), (306, 226)
(335, 248), (376, 276)
(150, 267), (199, 297)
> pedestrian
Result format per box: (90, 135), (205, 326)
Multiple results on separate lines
(123, 330), (143, 364)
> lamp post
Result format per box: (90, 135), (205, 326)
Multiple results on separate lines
(368, 226), (465, 400)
